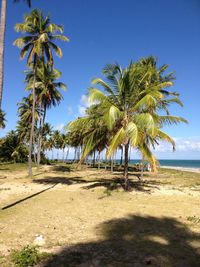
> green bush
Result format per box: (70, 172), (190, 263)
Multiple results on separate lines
(11, 245), (42, 267)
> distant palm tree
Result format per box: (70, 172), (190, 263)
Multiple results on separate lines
(52, 130), (62, 160)
(14, 9), (69, 176)
(17, 95), (41, 124)
(0, 109), (6, 128)
(0, 0), (31, 109)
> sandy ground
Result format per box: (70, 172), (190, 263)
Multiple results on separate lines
(161, 166), (200, 173)
(0, 164), (200, 266)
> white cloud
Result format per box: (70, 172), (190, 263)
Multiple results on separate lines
(80, 94), (90, 107)
(155, 137), (200, 153)
(54, 123), (65, 131)
(78, 94), (91, 116)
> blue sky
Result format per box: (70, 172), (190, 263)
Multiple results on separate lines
(1, 0), (200, 159)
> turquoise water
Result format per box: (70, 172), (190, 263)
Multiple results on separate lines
(128, 160), (200, 169)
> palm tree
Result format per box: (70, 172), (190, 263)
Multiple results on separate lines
(25, 62), (66, 168)
(17, 95), (41, 124)
(52, 130), (62, 160)
(59, 134), (68, 162)
(68, 104), (110, 165)
(0, 130), (28, 162)
(0, 109), (6, 128)
(14, 9), (69, 176)
(44, 136), (55, 160)
(0, 0), (31, 109)
(17, 95), (41, 162)
(73, 58), (186, 190)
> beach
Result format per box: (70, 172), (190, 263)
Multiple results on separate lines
(160, 166), (200, 173)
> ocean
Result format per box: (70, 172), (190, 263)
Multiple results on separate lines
(128, 159), (200, 169)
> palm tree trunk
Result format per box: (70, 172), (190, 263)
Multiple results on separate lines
(33, 145), (37, 165)
(62, 148), (65, 162)
(124, 143), (129, 191)
(93, 150), (96, 167)
(73, 147), (77, 162)
(120, 146), (123, 166)
(28, 71), (36, 177)
(37, 104), (46, 169)
(37, 113), (42, 170)
(98, 151), (100, 170)
(65, 147), (69, 161)
(0, 0), (7, 108)
(111, 156), (114, 172)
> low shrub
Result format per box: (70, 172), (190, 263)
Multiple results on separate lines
(11, 245), (49, 267)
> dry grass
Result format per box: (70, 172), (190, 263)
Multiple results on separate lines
(0, 163), (200, 266)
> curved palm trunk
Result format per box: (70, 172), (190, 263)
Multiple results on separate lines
(124, 143), (129, 191)
(28, 73), (36, 177)
(0, 0), (7, 108)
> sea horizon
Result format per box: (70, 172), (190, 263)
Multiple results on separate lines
(64, 159), (200, 169)
(129, 159), (200, 169)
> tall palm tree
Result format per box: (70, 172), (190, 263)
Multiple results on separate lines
(0, 0), (31, 109)
(14, 9), (69, 176)
(27, 62), (66, 124)
(71, 58), (187, 190)
(25, 62), (66, 168)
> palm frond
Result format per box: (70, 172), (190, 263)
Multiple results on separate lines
(106, 127), (125, 158)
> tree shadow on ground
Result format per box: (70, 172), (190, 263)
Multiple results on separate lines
(1, 184), (57, 210)
(51, 166), (71, 172)
(33, 176), (87, 186)
(38, 214), (200, 267)
(81, 178), (160, 193)
(33, 174), (163, 193)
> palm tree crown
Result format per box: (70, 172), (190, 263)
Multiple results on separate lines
(13, 9), (69, 66)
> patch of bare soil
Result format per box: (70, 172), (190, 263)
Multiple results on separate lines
(0, 164), (200, 266)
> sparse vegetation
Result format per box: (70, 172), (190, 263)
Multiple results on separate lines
(11, 245), (49, 267)
(0, 163), (199, 266)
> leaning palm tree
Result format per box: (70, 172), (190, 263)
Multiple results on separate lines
(0, 0), (31, 109)
(14, 9), (69, 176)
(77, 59), (187, 190)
